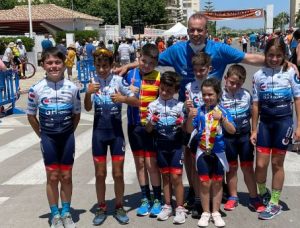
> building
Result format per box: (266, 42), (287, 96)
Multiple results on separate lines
(165, 0), (184, 24)
(0, 4), (103, 35)
(182, 0), (201, 22)
(290, 0), (300, 27)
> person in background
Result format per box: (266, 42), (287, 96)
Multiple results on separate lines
(65, 44), (76, 80)
(41, 33), (53, 52)
(56, 39), (67, 56)
(1, 42), (14, 68)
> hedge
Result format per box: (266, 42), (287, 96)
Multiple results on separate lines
(0, 36), (35, 54)
(55, 30), (99, 44)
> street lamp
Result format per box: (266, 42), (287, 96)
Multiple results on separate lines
(118, 0), (121, 37)
(28, 0), (33, 38)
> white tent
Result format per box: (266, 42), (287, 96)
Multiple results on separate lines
(163, 22), (187, 36)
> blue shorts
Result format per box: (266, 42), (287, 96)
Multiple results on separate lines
(224, 133), (254, 167)
(257, 116), (293, 155)
(128, 125), (156, 157)
(40, 131), (75, 171)
(196, 153), (224, 182)
(157, 144), (183, 174)
(92, 129), (125, 163)
(250, 42), (256, 47)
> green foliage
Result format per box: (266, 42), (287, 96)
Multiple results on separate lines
(55, 30), (98, 43)
(204, 0), (216, 36)
(273, 12), (289, 32)
(0, 0), (17, 9)
(0, 37), (35, 54)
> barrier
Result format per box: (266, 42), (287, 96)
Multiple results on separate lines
(0, 70), (24, 116)
(76, 59), (95, 93)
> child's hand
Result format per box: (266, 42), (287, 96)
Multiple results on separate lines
(87, 82), (100, 94)
(250, 131), (257, 146)
(185, 100), (193, 110)
(175, 115), (184, 125)
(150, 112), (160, 125)
(294, 127), (300, 142)
(129, 84), (139, 94)
(188, 108), (197, 119)
(212, 110), (222, 120)
(111, 89), (125, 103)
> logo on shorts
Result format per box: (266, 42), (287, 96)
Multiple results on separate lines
(282, 138), (289, 145)
(179, 159), (183, 165)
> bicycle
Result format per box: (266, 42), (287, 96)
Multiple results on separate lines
(11, 58), (36, 79)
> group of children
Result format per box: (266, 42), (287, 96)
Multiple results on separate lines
(27, 36), (300, 228)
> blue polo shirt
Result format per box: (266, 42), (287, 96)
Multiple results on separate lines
(159, 40), (245, 101)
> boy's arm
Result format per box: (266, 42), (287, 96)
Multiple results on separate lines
(84, 92), (93, 111)
(73, 113), (81, 131)
(250, 101), (259, 145)
(145, 121), (154, 133)
(294, 98), (300, 141)
(27, 114), (40, 137)
(114, 62), (139, 76)
(186, 108), (197, 133)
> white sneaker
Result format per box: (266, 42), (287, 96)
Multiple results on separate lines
(50, 214), (64, 228)
(157, 204), (172, 221)
(198, 212), (211, 227)
(211, 211), (225, 227)
(173, 206), (188, 224)
(61, 213), (76, 228)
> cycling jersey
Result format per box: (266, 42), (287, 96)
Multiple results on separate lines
(185, 79), (204, 108)
(124, 68), (160, 126)
(159, 40), (245, 101)
(92, 73), (134, 130)
(27, 78), (81, 134)
(253, 67), (300, 118)
(147, 97), (184, 145)
(221, 88), (252, 134)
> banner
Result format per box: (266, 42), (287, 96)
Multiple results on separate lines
(202, 9), (264, 21)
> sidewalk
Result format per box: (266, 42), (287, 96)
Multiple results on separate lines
(19, 67), (78, 93)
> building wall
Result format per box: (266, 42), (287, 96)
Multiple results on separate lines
(182, 0), (200, 22)
(290, 0), (300, 27)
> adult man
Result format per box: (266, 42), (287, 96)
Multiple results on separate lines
(117, 13), (264, 101)
(41, 33), (53, 52)
(84, 38), (96, 61)
(249, 32), (257, 52)
(118, 39), (133, 65)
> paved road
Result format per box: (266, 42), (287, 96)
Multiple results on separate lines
(0, 43), (300, 227)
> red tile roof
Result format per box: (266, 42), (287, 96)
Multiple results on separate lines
(0, 4), (103, 22)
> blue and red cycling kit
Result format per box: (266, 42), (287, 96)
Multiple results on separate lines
(221, 88), (254, 167)
(91, 73), (134, 162)
(147, 97), (184, 174)
(27, 78), (81, 170)
(253, 66), (300, 153)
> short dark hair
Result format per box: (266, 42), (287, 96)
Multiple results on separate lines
(293, 29), (300, 40)
(226, 64), (246, 82)
(188, 12), (208, 29)
(41, 47), (66, 63)
(192, 52), (211, 67)
(160, 71), (181, 91)
(201, 77), (222, 100)
(140, 43), (159, 61)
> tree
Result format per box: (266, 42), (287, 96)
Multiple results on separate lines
(273, 12), (289, 32)
(203, 0), (216, 36)
(0, 0), (17, 10)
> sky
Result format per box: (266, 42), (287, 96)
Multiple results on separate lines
(200, 0), (289, 30)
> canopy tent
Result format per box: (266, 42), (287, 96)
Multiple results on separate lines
(163, 22), (187, 36)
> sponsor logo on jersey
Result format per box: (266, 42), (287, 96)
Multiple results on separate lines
(294, 74), (300, 84)
(41, 97), (51, 105)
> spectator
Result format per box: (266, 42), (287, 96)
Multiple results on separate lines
(118, 39), (132, 65)
(41, 33), (53, 52)
(56, 39), (67, 56)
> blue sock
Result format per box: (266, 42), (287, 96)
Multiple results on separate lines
(140, 185), (151, 200)
(152, 185), (162, 201)
(50, 204), (60, 218)
(61, 201), (71, 217)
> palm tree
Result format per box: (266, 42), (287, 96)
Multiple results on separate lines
(274, 12), (289, 32)
(295, 9), (300, 28)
